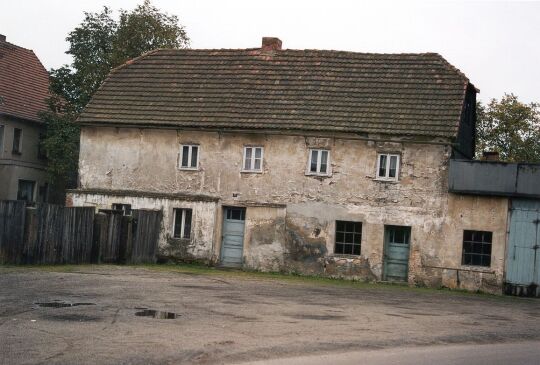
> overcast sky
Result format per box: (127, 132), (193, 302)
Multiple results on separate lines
(1, 0), (539, 103)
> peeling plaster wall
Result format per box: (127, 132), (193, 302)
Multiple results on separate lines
(69, 191), (217, 262)
(75, 127), (509, 293)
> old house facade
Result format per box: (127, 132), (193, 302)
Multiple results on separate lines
(69, 38), (522, 294)
(0, 35), (50, 203)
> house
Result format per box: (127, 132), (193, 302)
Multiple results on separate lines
(67, 37), (540, 294)
(0, 34), (50, 202)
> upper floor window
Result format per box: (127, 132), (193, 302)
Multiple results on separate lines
(173, 208), (192, 239)
(12, 128), (22, 154)
(38, 133), (47, 160)
(0, 125), (4, 156)
(462, 230), (492, 267)
(179, 144), (199, 170)
(308, 149), (330, 176)
(243, 146), (263, 172)
(376, 153), (400, 181)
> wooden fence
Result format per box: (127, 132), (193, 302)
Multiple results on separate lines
(0, 201), (162, 265)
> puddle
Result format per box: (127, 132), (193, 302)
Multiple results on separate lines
(135, 309), (179, 319)
(35, 301), (96, 308)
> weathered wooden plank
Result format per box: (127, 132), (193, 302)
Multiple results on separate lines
(0, 200), (26, 264)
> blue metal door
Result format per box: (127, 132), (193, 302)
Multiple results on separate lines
(220, 207), (246, 267)
(383, 225), (411, 282)
(506, 199), (540, 296)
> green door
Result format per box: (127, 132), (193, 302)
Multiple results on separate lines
(383, 225), (411, 282)
(220, 207), (246, 267)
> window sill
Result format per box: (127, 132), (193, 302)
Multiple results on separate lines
(241, 170), (263, 174)
(330, 253), (362, 258)
(178, 167), (199, 171)
(305, 172), (332, 178)
(459, 265), (494, 273)
(373, 178), (399, 184)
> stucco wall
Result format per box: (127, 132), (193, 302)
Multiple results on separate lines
(75, 127), (508, 293)
(69, 191), (217, 262)
(0, 116), (48, 201)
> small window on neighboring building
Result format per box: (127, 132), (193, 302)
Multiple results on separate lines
(112, 203), (132, 216)
(38, 133), (47, 160)
(462, 230), (492, 267)
(179, 144), (199, 169)
(376, 153), (400, 181)
(308, 149), (330, 175)
(243, 146), (263, 172)
(335, 220), (362, 255)
(17, 180), (35, 202)
(0, 125), (5, 155)
(12, 128), (22, 154)
(173, 208), (192, 239)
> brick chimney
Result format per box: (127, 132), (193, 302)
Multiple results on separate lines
(0, 34), (6, 42)
(482, 151), (500, 161)
(261, 37), (282, 51)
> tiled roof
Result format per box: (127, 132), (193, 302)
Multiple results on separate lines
(0, 38), (49, 122)
(80, 48), (474, 138)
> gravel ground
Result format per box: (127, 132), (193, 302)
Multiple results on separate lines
(0, 265), (539, 365)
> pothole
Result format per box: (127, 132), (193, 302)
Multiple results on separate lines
(135, 309), (179, 319)
(35, 301), (96, 308)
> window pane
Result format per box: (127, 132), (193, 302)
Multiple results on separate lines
(389, 155), (398, 178)
(345, 233), (354, 244)
(255, 147), (262, 158)
(353, 233), (361, 244)
(190, 146), (198, 168)
(254, 158), (261, 170)
(378, 155), (387, 177)
(353, 245), (361, 255)
(336, 232), (345, 243)
(335, 243), (344, 254)
(461, 230), (492, 267)
(181, 146), (189, 167)
(310, 150), (318, 172)
(173, 209), (182, 238)
(336, 221), (345, 232)
(13, 128), (22, 153)
(183, 209), (192, 239)
(344, 244), (352, 255)
(244, 148), (252, 170)
(320, 150), (328, 173)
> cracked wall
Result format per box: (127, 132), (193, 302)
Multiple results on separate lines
(74, 127), (509, 292)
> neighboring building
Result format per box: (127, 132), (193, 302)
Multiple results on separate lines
(0, 34), (50, 202)
(68, 37), (540, 294)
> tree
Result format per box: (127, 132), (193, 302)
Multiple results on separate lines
(476, 94), (540, 163)
(42, 1), (189, 193)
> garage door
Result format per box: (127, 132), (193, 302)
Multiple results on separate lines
(505, 199), (540, 296)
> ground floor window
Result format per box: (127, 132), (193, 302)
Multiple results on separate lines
(335, 220), (362, 255)
(462, 230), (492, 267)
(112, 203), (132, 216)
(17, 180), (35, 202)
(173, 208), (192, 239)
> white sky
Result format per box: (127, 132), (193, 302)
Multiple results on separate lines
(1, 0), (539, 103)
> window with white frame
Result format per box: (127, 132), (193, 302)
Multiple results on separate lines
(243, 146), (263, 172)
(179, 145), (199, 169)
(308, 149), (330, 175)
(376, 153), (400, 181)
(173, 208), (192, 239)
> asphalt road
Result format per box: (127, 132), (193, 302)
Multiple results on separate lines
(1, 266), (539, 365)
(240, 342), (540, 365)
